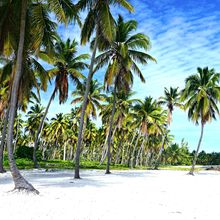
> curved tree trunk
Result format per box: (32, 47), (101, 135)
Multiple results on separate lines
(130, 128), (141, 168)
(106, 83), (117, 174)
(100, 127), (109, 163)
(121, 142), (127, 165)
(126, 132), (137, 166)
(135, 138), (145, 167)
(74, 36), (98, 179)
(100, 125), (117, 164)
(188, 123), (204, 175)
(0, 108), (9, 173)
(33, 88), (56, 168)
(13, 115), (19, 154)
(154, 135), (166, 169)
(63, 142), (67, 161)
(115, 139), (122, 164)
(6, 0), (38, 193)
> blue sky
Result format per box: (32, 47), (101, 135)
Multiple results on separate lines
(39, 0), (220, 153)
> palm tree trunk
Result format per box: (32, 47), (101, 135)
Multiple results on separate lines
(115, 139), (122, 164)
(130, 128), (141, 168)
(121, 142), (127, 165)
(189, 123), (204, 175)
(63, 142), (67, 161)
(33, 88), (56, 168)
(13, 116), (19, 154)
(100, 125), (117, 164)
(42, 142), (46, 160)
(135, 139), (145, 167)
(106, 83), (117, 174)
(6, 0), (38, 193)
(126, 132), (137, 166)
(74, 35), (98, 179)
(154, 135), (166, 169)
(100, 133), (109, 163)
(69, 143), (73, 160)
(0, 108), (9, 173)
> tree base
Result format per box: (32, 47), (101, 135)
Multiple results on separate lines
(74, 174), (81, 179)
(105, 171), (111, 174)
(11, 187), (39, 195)
(0, 168), (6, 173)
(187, 171), (194, 176)
(33, 163), (40, 169)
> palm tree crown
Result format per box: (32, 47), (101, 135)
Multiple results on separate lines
(95, 15), (156, 92)
(78, 0), (134, 44)
(159, 87), (180, 125)
(72, 80), (105, 119)
(181, 67), (220, 125)
(40, 38), (89, 104)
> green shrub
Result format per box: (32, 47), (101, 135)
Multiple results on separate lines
(15, 146), (42, 161)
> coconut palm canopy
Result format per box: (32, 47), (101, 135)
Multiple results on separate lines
(181, 67), (220, 125)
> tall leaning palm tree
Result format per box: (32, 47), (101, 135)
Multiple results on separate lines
(33, 38), (89, 168)
(0, 0), (80, 192)
(74, 0), (134, 179)
(154, 87), (180, 169)
(95, 15), (156, 174)
(181, 67), (220, 175)
(3, 0), (39, 193)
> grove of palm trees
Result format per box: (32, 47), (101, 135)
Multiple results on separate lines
(1, 0), (220, 219)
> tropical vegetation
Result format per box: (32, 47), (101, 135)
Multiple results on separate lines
(0, 0), (220, 194)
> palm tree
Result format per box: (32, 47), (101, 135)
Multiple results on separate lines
(74, 0), (134, 179)
(99, 91), (136, 164)
(0, 53), (48, 172)
(25, 104), (44, 153)
(154, 87), (180, 169)
(2, 0), (40, 193)
(181, 67), (220, 175)
(0, 0), (80, 192)
(0, 78), (9, 173)
(95, 15), (156, 174)
(46, 113), (69, 161)
(131, 97), (165, 168)
(159, 87), (180, 125)
(72, 80), (105, 120)
(33, 38), (89, 167)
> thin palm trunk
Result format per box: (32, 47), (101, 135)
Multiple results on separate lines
(135, 138), (145, 167)
(115, 139), (122, 164)
(106, 83), (117, 174)
(121, 142), (127, 165)
(100, 125), (117, 164)
(154, 124), (168, 169)
(100, 130), (109, 163)
(33, 88), (56, 168)
(126, 132), (137, 166)
(13, 116), (19, 154)
(154, 135), (166, 169)
(6, 0), (38, 193)
(63, 142), (67, 161)
(0, 108), (9, 173)
(69, 143), (73, 160)
(74, 35), (98, 179)
(130, 128), (141, 168)
(189, 123), (204, 175)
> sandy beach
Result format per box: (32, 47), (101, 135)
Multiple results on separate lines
(0, 169), (220, 220)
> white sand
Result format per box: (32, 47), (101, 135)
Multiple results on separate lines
(1, 169), (220, 220)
